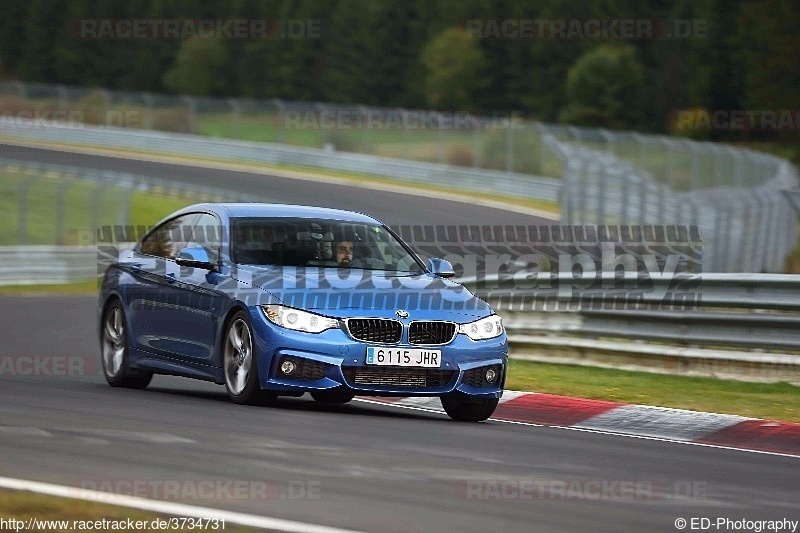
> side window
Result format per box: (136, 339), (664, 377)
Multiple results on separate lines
(190, 213), (222, 264)
(140, 214), (199, 259)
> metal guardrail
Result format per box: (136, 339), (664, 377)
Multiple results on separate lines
(1, 247), (798, 379)
(0, 246), (97, 285)
(459, 273), (800, 380)
(461, 273), (800, 311)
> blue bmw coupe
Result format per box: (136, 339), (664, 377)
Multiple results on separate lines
(98, 203), (507, 421)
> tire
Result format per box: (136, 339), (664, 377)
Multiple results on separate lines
(223, 311), (275, 405)
(311, 389), (355, 404)
(100, 300), (152, 389)
(441, 395), (499, 422)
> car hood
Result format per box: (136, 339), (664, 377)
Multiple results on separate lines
(231, 265), (493, 320)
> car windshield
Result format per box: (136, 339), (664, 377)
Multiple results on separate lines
(231, 217), (424, 273)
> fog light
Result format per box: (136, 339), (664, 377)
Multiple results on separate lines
(280, 360), (297, 375)
(485, 368), (498, 383)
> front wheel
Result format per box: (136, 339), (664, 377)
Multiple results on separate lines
(223, 311), (275, 405)
(441, 395), (499, 422)
(101, 301), (152, 389)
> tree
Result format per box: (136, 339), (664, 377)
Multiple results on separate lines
(559, 44), (646, 129)
(420, 28), (487, 111)
(738, 0), (800, 141)
(163, 37), (228, 96)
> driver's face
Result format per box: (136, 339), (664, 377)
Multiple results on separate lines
(335, 241), (354, 265)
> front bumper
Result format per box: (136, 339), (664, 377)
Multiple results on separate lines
(250, 308), (508, 398)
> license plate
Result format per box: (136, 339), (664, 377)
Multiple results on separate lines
(366, 347), (441, 368)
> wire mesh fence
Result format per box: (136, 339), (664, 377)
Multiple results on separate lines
(0, 80), (797, 271)
(0, 157), (261, 246)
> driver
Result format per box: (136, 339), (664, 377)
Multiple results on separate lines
(333, 240), (354, 267)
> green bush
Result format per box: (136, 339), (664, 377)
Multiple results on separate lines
(480, 126), (542, 175)
(152, 107), (194, 133)
(445, 144), (474, 167)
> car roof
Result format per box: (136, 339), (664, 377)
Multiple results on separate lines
(178, 203), (382, 224)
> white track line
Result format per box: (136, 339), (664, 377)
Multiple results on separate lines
(354, 398), (800, 460)
(0, 476), (366, 533)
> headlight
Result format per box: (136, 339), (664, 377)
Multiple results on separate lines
(458, 315), (504, 341)
(261, 305), (339, 333)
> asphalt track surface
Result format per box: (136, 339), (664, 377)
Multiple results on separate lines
(1, 144), (799, 532)
(0, 143), (546, 227)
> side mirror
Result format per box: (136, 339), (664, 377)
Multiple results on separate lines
(428, 258), (455, 278)
(176, 246), (218, 272)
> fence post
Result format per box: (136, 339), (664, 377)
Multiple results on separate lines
(55, 176), (74, 244)
(14, 80), (27, 100)
(229, 97), (241, 139)
(438, 112), (447, 165)
(663, 138), (675, 191)
(712, 144), (725, 187)
(100, 88), (111, 126)
(630, 131), (645, 173)
(359, 105), (370, 154)
(142, 93), (154, 130)
(505, 117), (514, 172)
(315, 102), (329, 149)
(471, 115), (482, 168)
(727, 146), (744, 188)
(686, 140), (699, 190)
(621, 167), (631, 225)
(18, 173), (43, 245)
(597, 162), (609, 224)
(183, 96), (197, 134)
(600, 128), (614, 156)
(57, 85), (68, 111)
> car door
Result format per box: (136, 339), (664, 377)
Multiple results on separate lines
(127, 212), (201, 359)
(166, 212), (229, 367)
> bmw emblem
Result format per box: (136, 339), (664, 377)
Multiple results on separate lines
(396, 309), (409, 319)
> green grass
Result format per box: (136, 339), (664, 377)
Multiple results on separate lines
(0, 489), (264, 533)
(197, 112), (548, 174)
(0, 279), (99, 295)
(127, 190), (193, 227)
(506, 359), (800, 422)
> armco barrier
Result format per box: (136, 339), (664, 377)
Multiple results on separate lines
(0, 255), (797, 381)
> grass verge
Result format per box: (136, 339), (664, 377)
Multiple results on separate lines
(505, 359), (799, 423)
(0, 279), (98, 295)
(0, 489), (263, 533)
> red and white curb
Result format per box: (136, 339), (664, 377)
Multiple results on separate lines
(360, 391), (800, 457)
